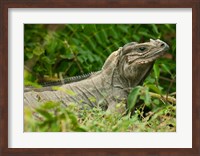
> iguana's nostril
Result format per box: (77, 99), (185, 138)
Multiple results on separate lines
(161, 43), (165, 47)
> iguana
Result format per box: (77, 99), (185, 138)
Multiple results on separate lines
(24, 39), (169, 112)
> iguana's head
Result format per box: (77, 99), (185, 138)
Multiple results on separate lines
(118, 39), (169, 87)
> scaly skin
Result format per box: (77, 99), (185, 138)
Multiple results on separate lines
(24, 39), (169, 112)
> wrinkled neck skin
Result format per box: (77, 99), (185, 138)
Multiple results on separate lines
(119, 60), (153, 89)
(102, 48), (153, 92)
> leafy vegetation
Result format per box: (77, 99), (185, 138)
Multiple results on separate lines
(24, 100), (175, 132)
(24, 24), (176, 132)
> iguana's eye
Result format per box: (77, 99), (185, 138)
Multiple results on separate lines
(138, 47), (146, 52)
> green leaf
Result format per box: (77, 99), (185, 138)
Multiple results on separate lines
(94, 33), (103, 45)
(75, 127), (87, 132)
(67, 111), (78, 126)
(41, 56), (54, 64)
(89, 97), (96, 102)
(50, 122), (61, 132)
(146, 84), (162, 94)
(138, 31), (156, 39)
(164, 24), (171, 29)
(161, 63), (172, 75)
(132, 34), (140, 42)
(33, 46), (44, 56)
(24, 80), (42, 88)
(152, 24), (159, 34)
(60, 50), (74, 59)
(153, 99), (160, 105)
(110, 28), (118, 39)
(81, 34), (96, 50)
(101, 29), (109, 43)
(51, 86), (60, 91)
(144, 88), (151, 107)
(153, 63), (160, 79)
(81, 24), (85, 29)
(145, 76), (155, 84)
(26, 52), (33, 59)
(127, 86), (142, 112)
(71, 38), (81, 46)
(118, 25), (129, 33)
(36, 108), (53, 120)
(40, 101), (60, 109)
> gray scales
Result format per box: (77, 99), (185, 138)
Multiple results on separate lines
(24, 39), (169, 113)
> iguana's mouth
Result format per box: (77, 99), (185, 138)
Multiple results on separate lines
(127, 47), (168, 65)
(136, 50), (166, 64)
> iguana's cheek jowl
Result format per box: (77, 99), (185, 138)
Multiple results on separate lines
(136, 60), (152, 64)
(126, 55), (138, 64)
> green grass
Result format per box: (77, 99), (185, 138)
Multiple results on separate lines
(24, 95), (176, 132)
